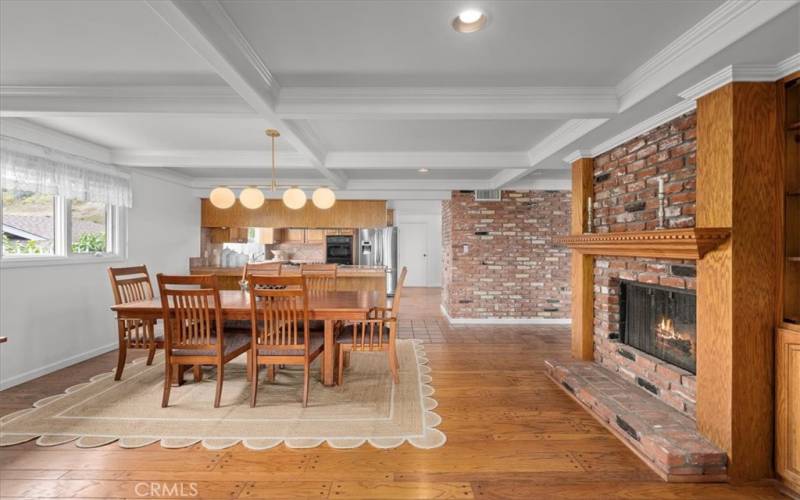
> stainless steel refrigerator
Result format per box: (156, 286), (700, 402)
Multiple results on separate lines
(355, 227), (398, 295)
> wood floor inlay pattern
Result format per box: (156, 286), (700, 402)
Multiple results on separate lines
(0, 289), (784, 499)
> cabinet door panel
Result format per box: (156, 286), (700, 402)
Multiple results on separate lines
(777, 327), (800, 492)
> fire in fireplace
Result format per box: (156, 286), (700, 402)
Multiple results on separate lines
(620, 281), (697, 374)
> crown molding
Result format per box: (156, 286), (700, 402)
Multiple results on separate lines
(111, 149), (311, 168)
(277, 86), (618, 119)
(0, 117), (112, 163)
(0, 85), (253, 116)
(562, 150), (594, 164)
(146, 0), (345, 188)
(324, 151), (529, 170)
(130, 166), (194, 187)
(616, 0), (797, 112)
(679, 53), (800, 100)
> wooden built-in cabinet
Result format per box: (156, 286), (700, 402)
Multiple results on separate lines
(201, 199), (387, 229)
(777, 74), (800, 496)
(209, 227), (249, 244)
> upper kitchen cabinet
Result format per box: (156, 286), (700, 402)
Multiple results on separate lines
(201, 199), (387, 229)
(333, 201), (387, 228)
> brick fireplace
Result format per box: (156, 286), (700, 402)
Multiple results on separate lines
(552, 82), (781, 483)
(591, 112), (700, 418)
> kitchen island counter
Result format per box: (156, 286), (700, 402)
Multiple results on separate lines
(189, 264), (387, 300)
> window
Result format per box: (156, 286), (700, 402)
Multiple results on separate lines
(69, 200), (112, 255)
(2, 189), (57, 256)
(1, 189), (123, 264)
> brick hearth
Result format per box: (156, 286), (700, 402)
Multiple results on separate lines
(545, 359), (726, 482)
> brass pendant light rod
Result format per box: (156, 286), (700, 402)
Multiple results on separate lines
(266, 128), (280, 192)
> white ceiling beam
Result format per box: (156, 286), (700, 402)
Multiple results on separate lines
(616, 0), (797, 112)
(325, 151), (528, 170)
(277, 86), (618, 120)
(345, 179), (490, 191)
(0, 85), (254, 116)
(112, 149), (311, 168)
(493, 119), (607, 189)
(146, 0), (346, 188)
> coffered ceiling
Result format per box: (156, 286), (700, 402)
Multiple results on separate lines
(1, 0), (797, 198)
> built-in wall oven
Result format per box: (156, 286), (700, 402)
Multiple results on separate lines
(325, 235), (353, 265)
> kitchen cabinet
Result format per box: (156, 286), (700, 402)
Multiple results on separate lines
(776, 326), (800, 494)
(285, 229), (306, 243)
(209, 227), (249, 244)
(201, 199), (387, 229)
(306, 229), (325, 243)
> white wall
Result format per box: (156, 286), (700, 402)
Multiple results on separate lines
(390, 200), (442, 287)
(0, 170), (199, 389)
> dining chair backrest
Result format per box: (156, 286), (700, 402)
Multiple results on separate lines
(347, 318), (389, 351)
(300, 263), (337, 291)
(242, 262), (282, 283)
(157, 274), (223, 356)
(108, 265), (154, 305)
(248, 275), (309, 350)
(390, 267), (408, 319)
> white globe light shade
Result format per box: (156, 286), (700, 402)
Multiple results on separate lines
(239, 187), (265, 209)
(312, 187), (336, 209)
(209, 186), (236, 209)
(282, 187), (307, 210)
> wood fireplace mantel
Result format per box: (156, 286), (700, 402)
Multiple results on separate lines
(553, 227), (731, 260)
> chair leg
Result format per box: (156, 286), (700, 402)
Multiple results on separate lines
(176, 365), (185, 386)
(250, 360), (259, 408)
(338, 346), (346, 386)
(344, 351), (351, 368)
(114, 322), (127, 381)
(146, 323), (157, 366)
(302, 363), (310, 408)
(162, 362), (172, 408)
(193, 365), (203, 382)
(246, 350), (253, 381)
(214, 363), (224, 408)
(388, 348), (399, 384)
(267, 364), (275, 382)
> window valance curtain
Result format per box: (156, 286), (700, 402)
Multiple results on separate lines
(0, 135), (132, 208)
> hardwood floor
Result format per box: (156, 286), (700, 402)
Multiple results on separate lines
(0, 288), (785, 499)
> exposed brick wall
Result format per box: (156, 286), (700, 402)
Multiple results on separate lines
(441, 190), (571, 319)
(590, 111), (699, 419)
(594, 256), (697, 417)
(592, 111), (696, 232)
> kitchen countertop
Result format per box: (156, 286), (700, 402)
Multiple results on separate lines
(190, 265), (387, 278)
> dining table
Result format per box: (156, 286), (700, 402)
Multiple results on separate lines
(110, 289), (383, 386)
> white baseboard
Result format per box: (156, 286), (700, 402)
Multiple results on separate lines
(0, 341), (118, 391)
(439, 304), (572, 325)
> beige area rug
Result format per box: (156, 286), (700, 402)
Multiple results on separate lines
(0, 339), (444, 450)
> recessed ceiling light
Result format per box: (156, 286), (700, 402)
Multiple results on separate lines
(452, 9), (486, 33)
(418, 168), (429, 173)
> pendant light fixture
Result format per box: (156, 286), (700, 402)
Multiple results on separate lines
(207, 128), (336, 210)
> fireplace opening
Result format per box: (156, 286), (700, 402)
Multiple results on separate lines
(619, 280), (697, 374)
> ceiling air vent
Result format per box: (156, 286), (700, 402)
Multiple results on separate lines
(474, 190), (501, 202)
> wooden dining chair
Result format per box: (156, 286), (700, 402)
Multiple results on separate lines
(248, 275), (324, 408)
(108, 265), (161, 380)
(157, 274), (251, 408)
(337, 267), (407, 385)
(241, 262), (282, 284)
(300, 263), (337, 291)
